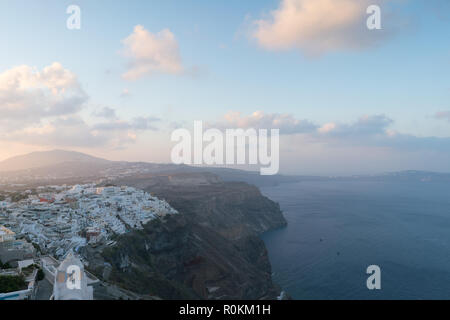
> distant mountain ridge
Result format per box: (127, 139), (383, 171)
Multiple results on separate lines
(1, 150), (448, 185)
(0, 150), (112, 172)
(0, 150), (301, 187)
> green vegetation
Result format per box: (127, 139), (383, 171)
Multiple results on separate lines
(37, 268), (45, 281)
(21, 265), (37, 278)
(0, 260), (12, 270)
(31, 242), (42, 254)
(10, 192), (28, 203)
(0, 275), (27, 293)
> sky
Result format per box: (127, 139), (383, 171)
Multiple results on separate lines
(0, 0), (449, 175)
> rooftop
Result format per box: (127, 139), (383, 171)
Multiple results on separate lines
(0, 226), (15, 236)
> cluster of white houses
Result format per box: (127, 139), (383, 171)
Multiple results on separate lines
(0, 183), (179, 300)
(0, 184), (178, 258)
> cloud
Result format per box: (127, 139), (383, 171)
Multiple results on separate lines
(7, 117), (110, 148)
(212, 111), (450, 153)
(92, 107), (118, 120)
(250, 0), (389, 56)
(317, 114), (393, 137)
(317, 122), (336, 134)
(92, 116), (160, 131)
(315, 115), (450, 152)
(121, 25), (184, 80)
(0, 63), (160, 149)
(434, 111), (450, 121)
(6, 114), (160, 149)
(213, 110), (318, 134)
(0, 62), (87, 126)
(120, 88), (131, 98)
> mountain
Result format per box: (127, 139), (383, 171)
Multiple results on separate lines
(0, 150), (112, 172)
(326, 170), (450, 183)
(0, 150), (301, 187)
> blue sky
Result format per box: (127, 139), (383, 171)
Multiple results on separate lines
(0, 0), (449, 174)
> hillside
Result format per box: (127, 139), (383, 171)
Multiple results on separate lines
(0, 150), (301, 187)
(82, 179), (287, 300)
(0, 150), (111, 172)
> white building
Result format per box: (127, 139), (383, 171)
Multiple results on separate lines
(0, 225), (15, 243)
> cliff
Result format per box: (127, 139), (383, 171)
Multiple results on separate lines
(84, 174), (287, 300)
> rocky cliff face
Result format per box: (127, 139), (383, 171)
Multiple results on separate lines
(149, 181), (286, 240)
(85, 174), (287, 300)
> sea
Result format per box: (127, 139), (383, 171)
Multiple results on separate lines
(260, 180), (450, 299)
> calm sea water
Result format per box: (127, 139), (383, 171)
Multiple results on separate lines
(260, 180), (450, 300)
